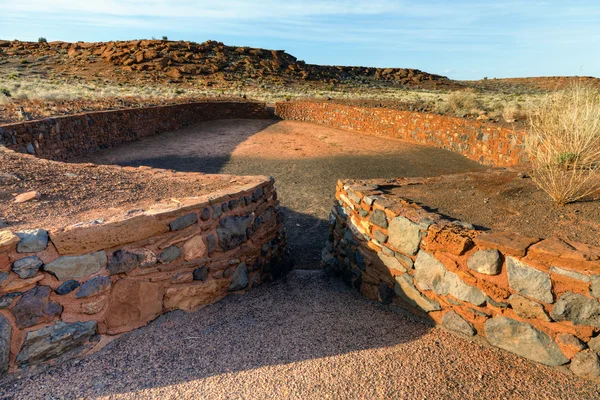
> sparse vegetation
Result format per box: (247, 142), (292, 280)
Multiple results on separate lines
(525, 83), (600, 204)
(162, 36), (168, 41)
(38, 37), (47, 43)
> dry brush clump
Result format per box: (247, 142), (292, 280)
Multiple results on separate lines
(525, 83), (600, 205)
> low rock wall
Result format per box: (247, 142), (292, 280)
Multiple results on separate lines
(324, 178), (600, 380)
(275, 101), (526, 167)
(0, 168), (288, 375)
(0, 101), (268, 161)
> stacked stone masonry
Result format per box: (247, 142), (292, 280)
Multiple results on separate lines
(0, 101), (268, 161)
(323, 178), (600, 381)
(275, 101), (526, 167)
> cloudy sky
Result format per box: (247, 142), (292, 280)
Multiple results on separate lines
(1, 0), (599, 79)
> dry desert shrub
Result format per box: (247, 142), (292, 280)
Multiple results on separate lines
(525, 83), (600, 204)
(442, 89), (484, 116)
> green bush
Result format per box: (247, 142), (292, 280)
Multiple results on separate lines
(38, 37), (47, 43)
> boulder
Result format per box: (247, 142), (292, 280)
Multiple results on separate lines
(16, 229), (48, 253)
(484, 316), (568, 366)
(442, 310), (475, 337)
(217, 216), (250, 251)
(105, 279), (163, 334)
(11, 286), (62, 329)
(44, 251), (107, 280)
(107, 249), (140, 275)
(506, 257), (553, 304)
(551, 292), (600, 328)
(570, 350), (600, 381)
(388, 217), (421, 256)
(12, 256), (43, 279)
(467, 249), (501, 275)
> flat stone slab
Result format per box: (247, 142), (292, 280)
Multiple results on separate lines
(44, 251), (107, 281)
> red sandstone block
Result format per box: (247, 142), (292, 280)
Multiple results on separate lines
(527, 238), (600, 272)
(474, 231), (540, 257)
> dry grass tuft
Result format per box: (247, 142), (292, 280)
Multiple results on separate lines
(525, 83), (600, 205)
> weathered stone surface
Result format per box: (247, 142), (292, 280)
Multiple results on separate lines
(12, 256), (43, 279)
(508, 294), (551, 321)
(206, 234), (217, 255)
(193, 266), (208, 281)
(369, 210), (388, 228)
(200, 207), (211, 221)
(373, 230), (388, 244)
(414, 251), (486, 306)
(217, 216), (250, 251)
(570, 351), (600, 381)
(556, 333), (587, 358)
(0, 292), (21, 308)
(159, 245), (182, 264)
(378, 252), (406, 274)
(506, 257), (553, 304)
(395, 252), (414, 269)
(551, 292), (600, 328)
(107, 250), (140, 275)
(172, 271), (193, 284)
(55, 280), (80, 295)
(105, 279), (163, 334)
(16, 320), (97, 366)
(0, 314), (11, 375)
(11, 286), (62, 329)
(549, 266), (590, 282)
(484, 316), (569, 366)
(467, 249), (501, 275)
(442, 311), (475, 336)
(182, 235), (207, 261)
(228, 263), (249, 291)
(164, 280), (225, 311)
(169, 213), (198, 231)
(132, 248), (157, 268)
(394, 274), (441, 312)
(16, 229), (48, 253)
(75, 276), (111, 298)
(388, 217), (421, 256)
(44, 251), (107, 281)
(591, 275), (600, 299)
(0, 230), (19, 248)
(14, 191), (41, 203)
(589, 335), (600, 353)
(474, 231), (539, 257)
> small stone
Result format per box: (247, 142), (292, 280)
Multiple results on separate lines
(193, 266), (208, 281)
(590, 275), (600, 299)
(217, 216), (250, 251)
(373, 230), (388, 244)
(485, 296), (508, 308)
(45, 251), (107, 280)
(12, 256), (43, 279)
(550, 266), (590, 282)
(570, 350), (600, 381)
(182, 235), (207, 261)
(589, 336), (600, 353)
(0, 292), (21, 308)
(212, 205), (223, 219)
(55, 280), (80, 295)
(251, 187), (264, 202)
(132, 248), (157, 268)
(395, 252), (414, 269)
(75, 276), (111, 299)
(508, 294), (551, 321)
(442, 311), (475, 337)
(552, 292), (600, 328)
(228, 263), (248, 291)
(169, 213), (198, 231)
(378, 252), (406, 274)
(394, 274), (441, 312)
(206, 234), (217, 255)
(159, 245), (182, 264)
(172, 271), (193, 284)
(107, 249), (140, 275)
(200, 207), (211, 221)
(467, 249), (501, 275)
(369, 210), (388, 228)
(14, 191), (41, 203)
(388, 217), (421, 256)
(11, 286), (63, 329)
(228, 199), (239, 210)
(0, 314), (11, 375)
(556, 333), (586, 358)
(16, 229), (48, 253)
(506, 257), (553, 304)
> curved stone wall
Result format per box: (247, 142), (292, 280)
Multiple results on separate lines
(275, 101), (526, 167)
(324, 178), (600, 380)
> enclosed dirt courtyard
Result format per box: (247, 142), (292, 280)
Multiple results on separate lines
(80, 118), (485, 268)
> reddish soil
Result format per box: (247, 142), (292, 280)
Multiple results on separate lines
(394, 169), (600, 246)
(0, 148), (235, 230)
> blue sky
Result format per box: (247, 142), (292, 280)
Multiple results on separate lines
(1, 1), (599, 80)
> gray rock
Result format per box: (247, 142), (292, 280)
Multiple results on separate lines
(467, 249), (501, 275)
(169, 213), (198, 231)
(16, 229), (48, 253)
(506, 257), (553, 304)
(132, 248), (157, 268)
(159, 246), (182, 264)
(591, 275), (600, 299)
(11, 286), (63, 329)
(388, 217), (421, 256)
(0, 314), (10, 376)
(373, 230), (388, 244)
(369, 210), (388, 228)
(442, 311), (475, 336)
(12, 256), (43, 279)
(486, 296), (509, 308)
(251, 187), (264, 202)
(212, 204), (223, 219)
(551, 292), (600, 328)
(16, 320), (97, 366)
(509, 294), (551, 321)
(570, 351), (600, 381)
(75, 276), (111, 299)
(193, 266), (208, 281)
(395, 253), (414, 269)
(44, 251), (107, 281)
(484, 316), (569, 366)
(26, 143), (35, 154)
(206, 234), (217, 255)
(414, 251), (486, 306)
(200, 207), (211, 221)
(228, 199), (239, 210)
(0, 272), (8, 285)
(217, 216), (250, 251)
(107, 249), (140, 275)
(55, 280), (80, 295)
(228, 263), (249, 291)
(588, 335), (600, 353)
(378, 252), (406, 273)
(394, 274), (441, 312)
(550, 266), (590, 282)
(0, 292), (21, 308)
(355, 250), (366, 271)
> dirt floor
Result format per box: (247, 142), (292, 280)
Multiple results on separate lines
(0, 149), (236, 230)
(2, 270), (598, 399)
(391, 170), (600, 246)
(80, 118), (485, 268)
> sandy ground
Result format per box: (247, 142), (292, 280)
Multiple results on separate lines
(2, 270), (598, 399)
(81, 118), (484, 268)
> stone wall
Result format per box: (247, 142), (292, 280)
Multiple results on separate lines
(324, 178), (600, 380)
(275, 101), (526, 167)
(0, 101), (268, 161)
(0, 168), (288, 375)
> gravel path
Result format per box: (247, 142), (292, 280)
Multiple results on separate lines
(2, 270), (598, 399)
